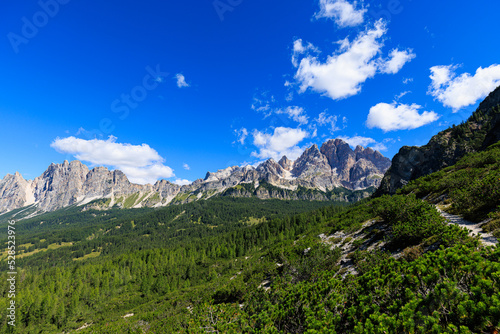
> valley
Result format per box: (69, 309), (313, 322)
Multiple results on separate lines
(0, 87), (499, 333)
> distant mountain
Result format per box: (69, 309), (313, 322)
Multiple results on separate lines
(376, 85), (500, 195)
(0, 139), (390, 216)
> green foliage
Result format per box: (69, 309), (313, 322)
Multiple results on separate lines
(400, 142), (500, 222)
(1, 141), (498, 333)
(0, 197), (346, 333)
(189, 244), (500, 334)
(376, 194), (447, 244)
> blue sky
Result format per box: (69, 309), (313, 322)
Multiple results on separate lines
(1, 0), (500, 184)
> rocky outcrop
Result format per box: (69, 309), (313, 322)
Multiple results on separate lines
(278, 156), (293, 171)
(354, 146), (391, 172)
(0, 161), (181, 214)
(320, 139), (356, 181)
(377, 85), (500, 195)
(0, 172), (35, 213)
(292, 145), (332, 179)
(32, 160), (89, 211)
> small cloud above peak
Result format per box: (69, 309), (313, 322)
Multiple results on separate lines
(251, 127), (309, 161)
(175, 73), (190, 88)
(174, 179), (192, 186)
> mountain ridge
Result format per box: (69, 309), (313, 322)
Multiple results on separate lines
(0, 139), (390, 215)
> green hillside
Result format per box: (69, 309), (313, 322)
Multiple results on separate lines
(1, 143), (499, 333)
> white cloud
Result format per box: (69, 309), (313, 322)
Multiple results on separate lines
(315, 112), (340, 132)
(251, 127), (309, 160)
(380, 49), (416, 74)
(403, 77), (413, 84)
(293, 21), (414, 101)
(183, 163), (190, 171)
(120, 164), (175, 185)
(251, 93), (275, 113)
(292, 20), (411, 100)
(395, 91), (410, 100)
(429, 65), (456, 91)
(337, 135), (389, 151)
(275, 106), (309, 125)
(75, 127), (86, 135)
(428, 64), (500, 111)
(234, 128), (249, 145)
(175, 74), (190, 88)
(367, 103), (440, 132)
(174, 179), (192, 186)
(372, 142), (388, 152)
(292, 39), (320, 67)
(338, 135), (376, 147)
(315, 0), (366, 28)
(51, 136), (175, 185)
(293, 39), (318, 54)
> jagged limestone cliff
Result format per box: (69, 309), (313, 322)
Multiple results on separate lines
(0, 139), (390, 215)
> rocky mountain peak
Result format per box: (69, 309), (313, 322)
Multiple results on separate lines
(292, 144), (332, 178)
(320, 139), (356, 179)
(354, 145), (364, 154)
(257, 159), (287, 178)
(0, 139), (393, 216)
(278, 156), (293, 171)
(354, 146), (391, 172)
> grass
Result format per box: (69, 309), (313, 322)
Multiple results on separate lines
(73, 251), (101, 261)
(173, 192), (197, 203)
(146, 193), (161, 204)
(124, 193), (141, 208)
(13, 242), (74, 259)
(137, 193), (149, 205)
(244, 217), (267, 225)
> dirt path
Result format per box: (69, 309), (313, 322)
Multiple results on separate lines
(437, 208), (498, 247)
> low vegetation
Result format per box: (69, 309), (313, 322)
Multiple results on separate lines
(0, 144), (499, 333)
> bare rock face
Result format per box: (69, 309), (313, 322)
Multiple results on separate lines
(0, 172), (35, 213)
(292, 145), (332, 179)
(278, 156), (294, 171)
(32, 160), (89, 212)
(82, 167), (145, 198)
(320, 139), (356, 181)
(257, 159), (287, 179)
(0, 160), (181, 214)
(154, 180), (181, 200)
(198, 140), (389, 196)
(355, 146), (392, 172)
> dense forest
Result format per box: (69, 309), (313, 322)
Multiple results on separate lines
(0, 145), (499, 333)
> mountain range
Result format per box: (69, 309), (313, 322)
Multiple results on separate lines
(0, 138), (390, 216)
